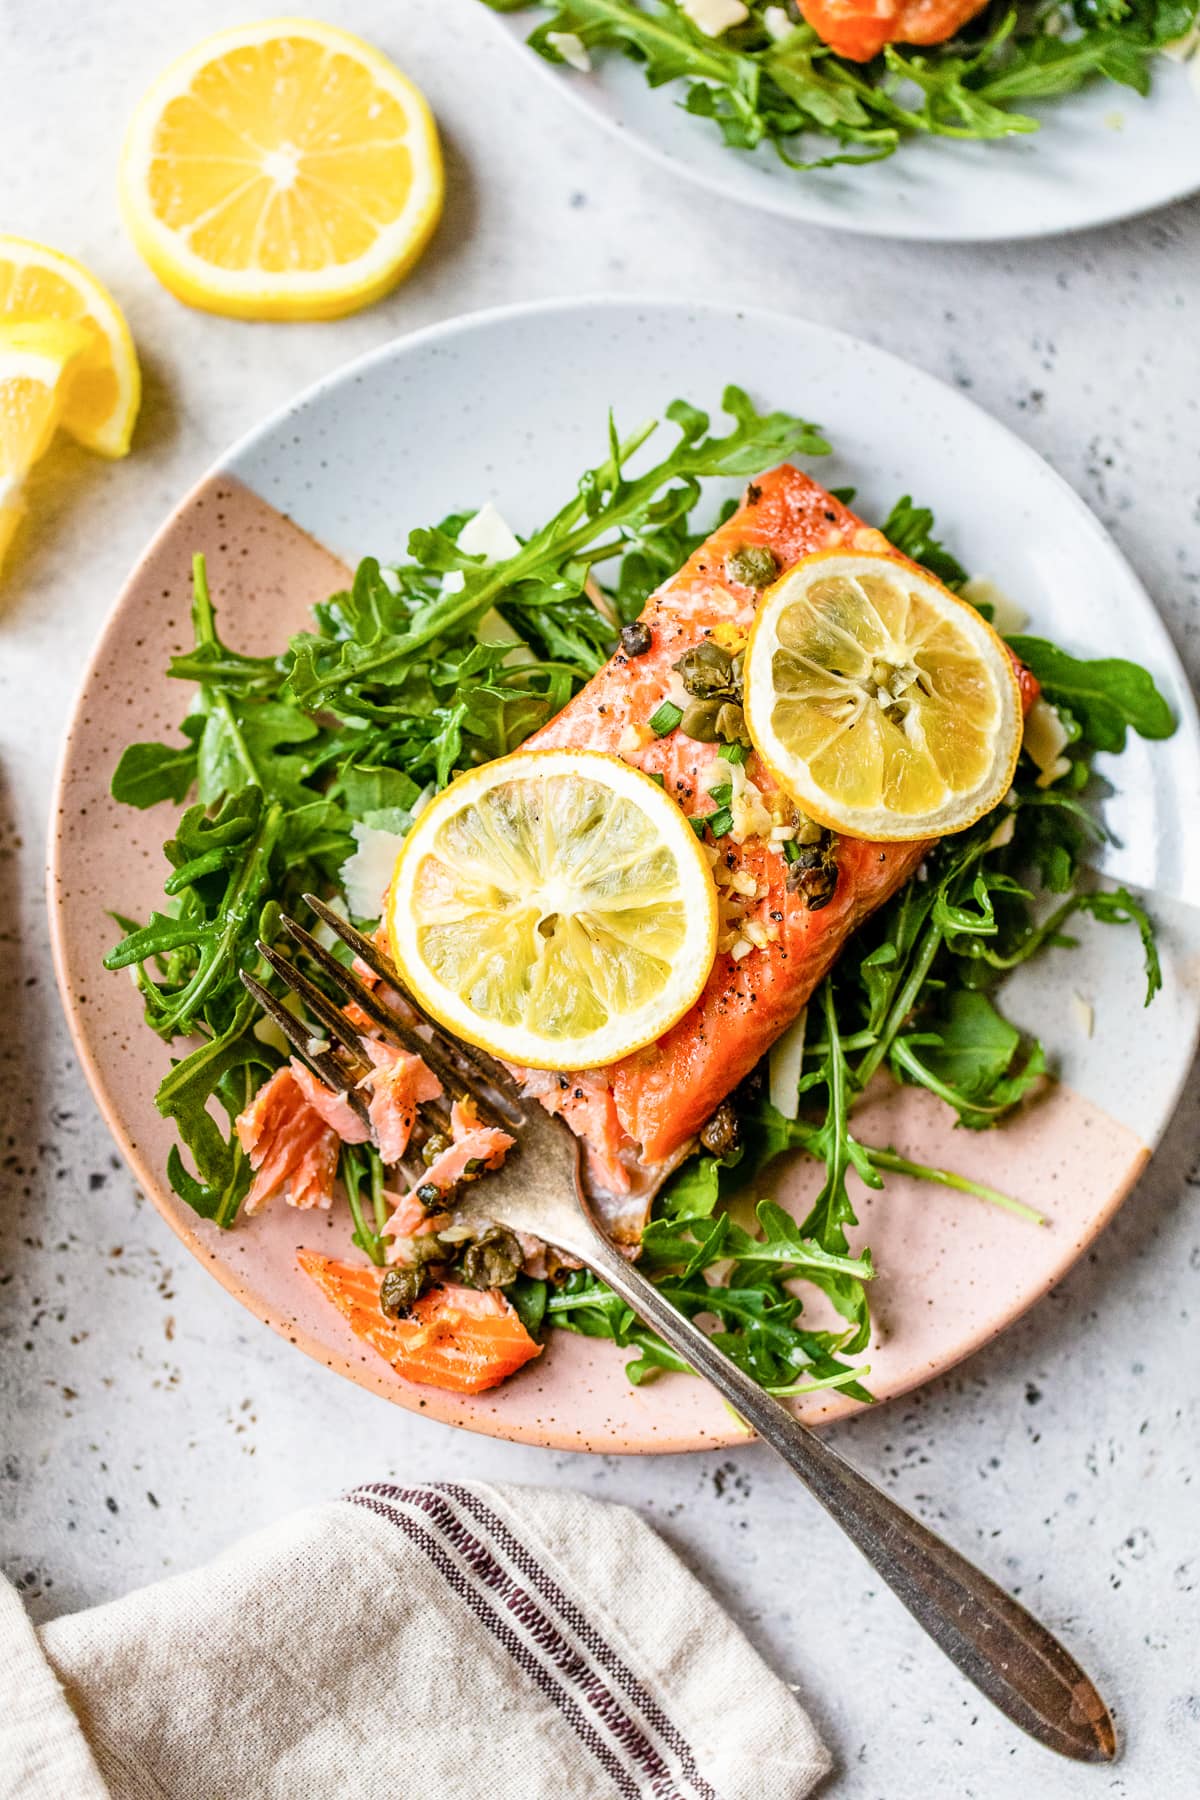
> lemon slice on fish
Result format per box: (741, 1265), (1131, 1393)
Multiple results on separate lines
(744, 549), (1023, 841)
(386, 748), (718, 1071)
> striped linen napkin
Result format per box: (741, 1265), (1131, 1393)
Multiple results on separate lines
(2, 1481), (830, 1799)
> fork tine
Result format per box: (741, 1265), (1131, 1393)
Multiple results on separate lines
(261, 931), (458, 1137)
(257, 941), (370, 1071)
(238, 970), (373, 1134)
(301, 892), (530, 1118)
(299, 893), (401, 985)
(279, 916), (486, 1121)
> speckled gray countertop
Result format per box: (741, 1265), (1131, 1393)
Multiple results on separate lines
(2, 3), (1198, 1794)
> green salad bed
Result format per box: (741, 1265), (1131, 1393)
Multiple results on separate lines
(106, 387), (1173, 1398)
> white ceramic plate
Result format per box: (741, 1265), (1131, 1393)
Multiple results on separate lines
(488, 8), (1200, 241)
(51, 298), (1200, 1450)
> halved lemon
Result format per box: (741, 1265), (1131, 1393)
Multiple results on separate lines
(0, 236), (141, 457)
(119, 18), (443, 321)
(386, 749), (719, 1071)
(744, 550), (1023, 841)
(0, 319), (92, 576)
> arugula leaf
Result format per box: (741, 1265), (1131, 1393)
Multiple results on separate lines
(158, 994), (273, 1225)
(1005, 636), (1176, 751)
(110, 724), (202, 808)
(507, 1274), (550, 1337)
(890, 989), (1046, 1130)
(880, 494), (969, 589)
(658, 1154), (724, 1218)
(285, 386), (827, 722)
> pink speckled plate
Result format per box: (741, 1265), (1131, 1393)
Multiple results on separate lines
(48, 300), (1200, 1452)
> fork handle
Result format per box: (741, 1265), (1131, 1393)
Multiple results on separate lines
(577, 1228), (1116, 1764)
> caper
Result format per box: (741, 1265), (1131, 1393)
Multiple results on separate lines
(420, 1132), (451, 1168)
(725, 545), (779, 590)
(415, 1181), (443, 1209)
(713, 701), (752, 748)
(620, 620), (652, 658)
(788, 844), (824, 872)
(785, 831), (839, 911)
(457, 1226), (525, 1291)
(678, 697), (724, 742)
(792, 813), (824, 846)
(379, 1264), (428, 1318)
(798, 866), (837, 910)
(673, 641), (736, 700)
(699, 1100), (740, 1159)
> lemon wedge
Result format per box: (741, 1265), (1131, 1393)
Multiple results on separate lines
(119, 18), (443, 321)
(744, 549), (1022, 841)
(0, 319), (92, 576)
(386, 749), (719, 1071)
(0, 236), (140, 457)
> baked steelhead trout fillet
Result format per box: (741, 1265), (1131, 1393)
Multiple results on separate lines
(518, 462), (1035, 1237)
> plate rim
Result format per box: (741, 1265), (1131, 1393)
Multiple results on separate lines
(484, 8), (1200, 243)
(46, 292), (1200, 1453)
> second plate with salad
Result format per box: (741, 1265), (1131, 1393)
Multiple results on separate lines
(485, 2), (1200, 240)
(50, 297), (1200, 1449)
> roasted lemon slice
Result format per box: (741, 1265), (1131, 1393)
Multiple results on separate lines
(387, 749), (718, 1071)
(0, 236), (140, 457)
(119, 18), (443, 321)
(744, 549), (1022, 841)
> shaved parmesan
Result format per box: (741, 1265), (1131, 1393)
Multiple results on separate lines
(681, 0), (749, 35)
(763, 4), (793, 37)
(458, 501), (521, 563)
(1023, 697), (1072, 787)
(340, 821), (407, 920)
(441, 503), (522, 603)
(962, 575), (1028, 636)
(769, 1009), (808, 1119)
(546, 30), (591, 70)
(987, 809), (1016, 850)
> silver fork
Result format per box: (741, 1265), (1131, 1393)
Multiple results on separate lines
(241, 895), (1116, 1765)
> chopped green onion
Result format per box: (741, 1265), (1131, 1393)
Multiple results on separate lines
(649, 701), (682, 736)
(718, 741), (748, 764)
(687, 815), (708, 839)
(707, 806), (734, 838)
(783, 839), (802, 864)
(707, 781), (733, 807)
(646, 770), (666, 787)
